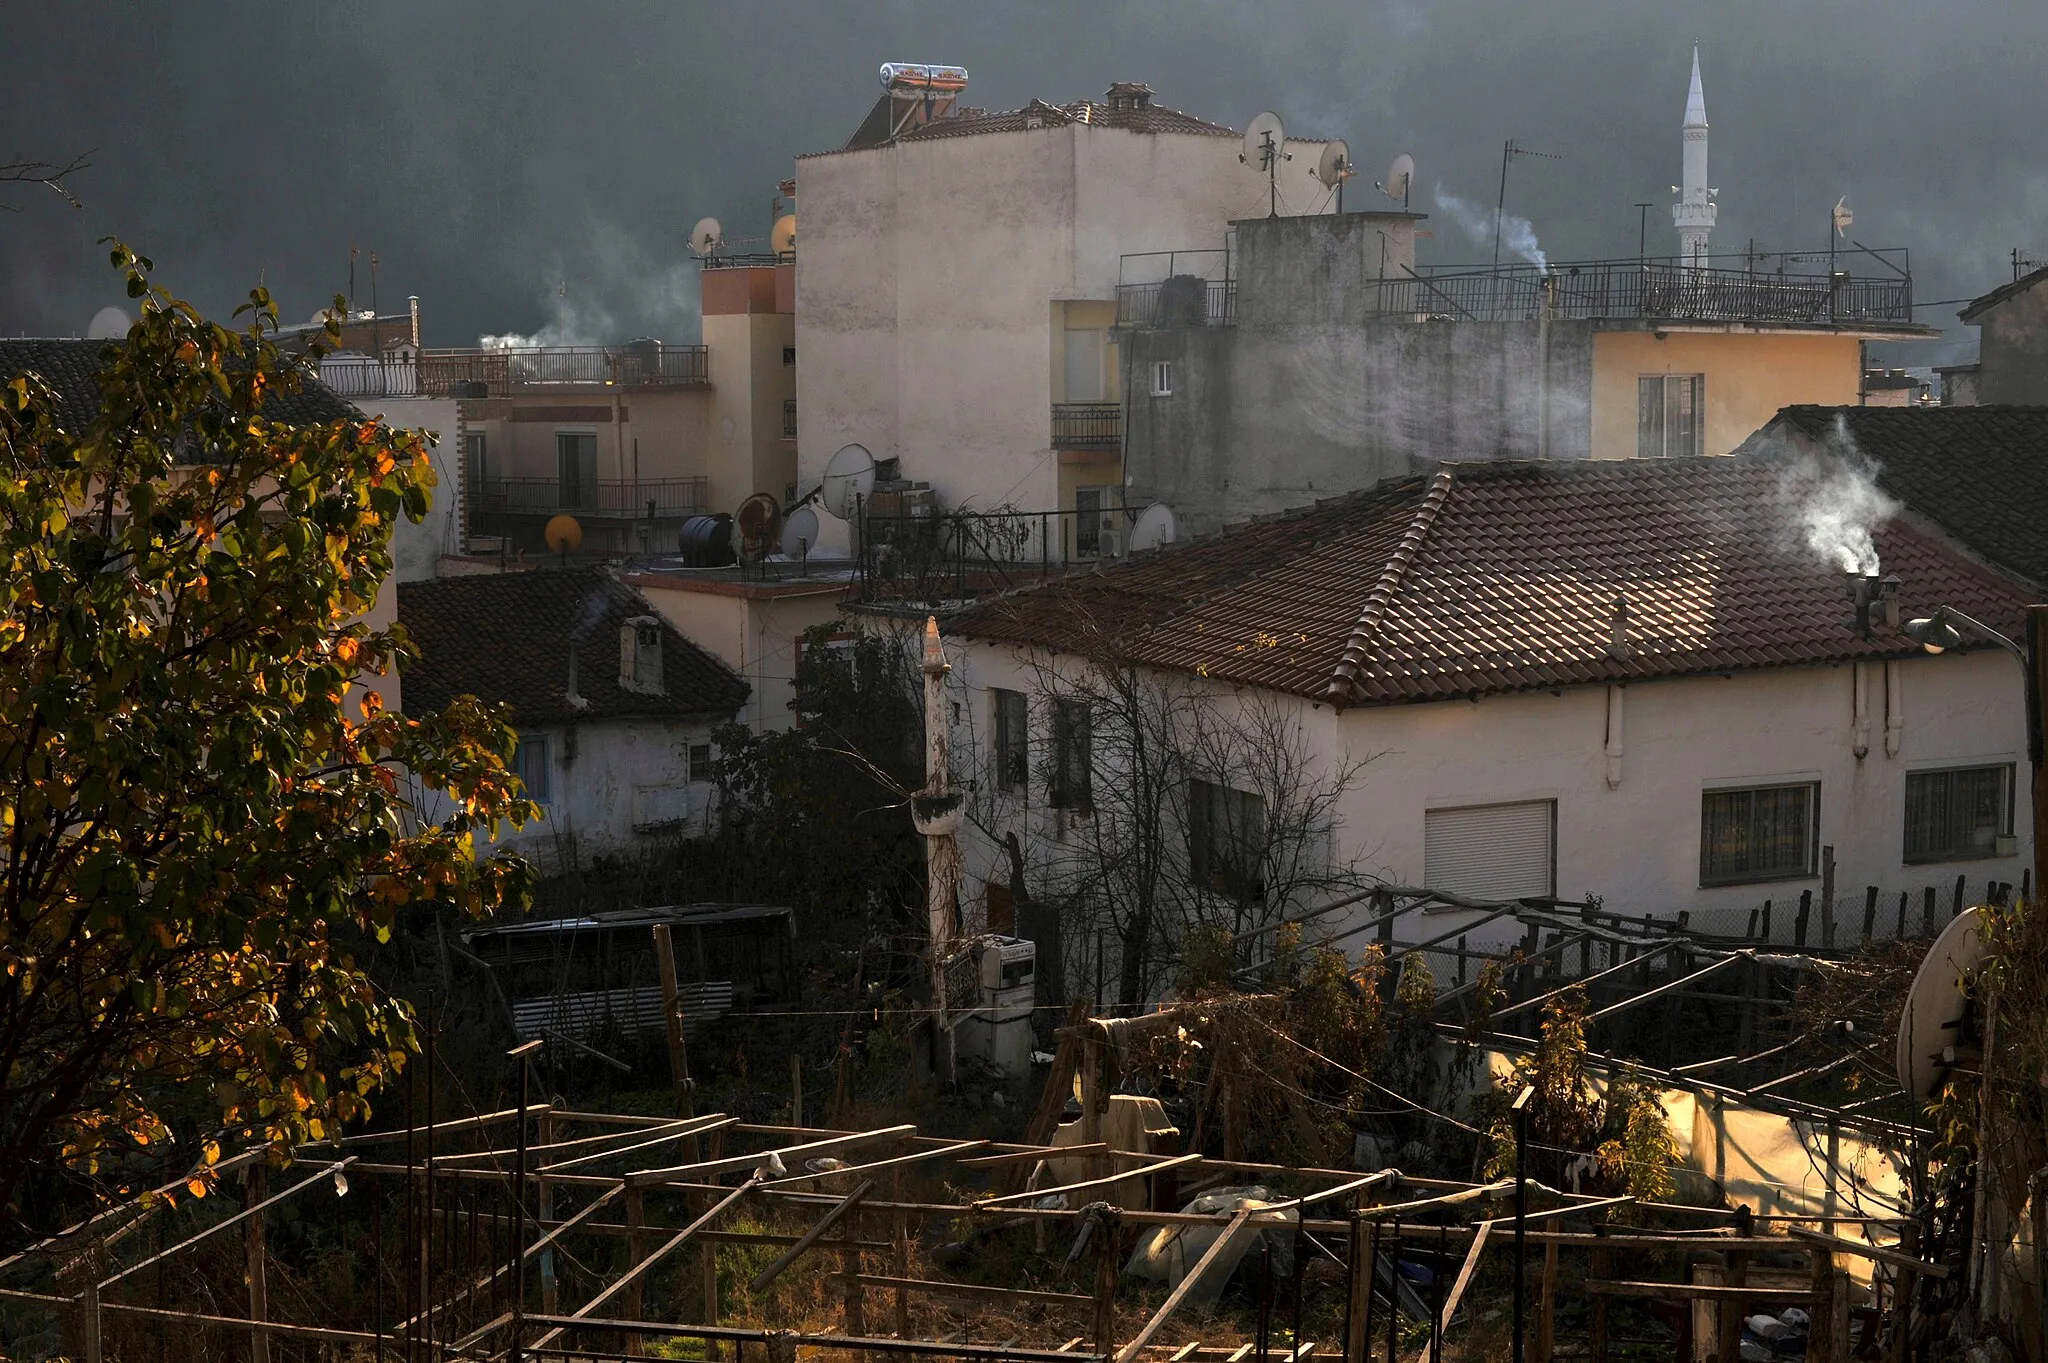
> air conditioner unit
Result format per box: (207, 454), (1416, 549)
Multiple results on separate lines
(1096, 528), (1123, 559)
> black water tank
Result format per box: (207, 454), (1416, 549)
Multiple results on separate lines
(1157, 274), (1211, 327)
(678, 513), (736, 567)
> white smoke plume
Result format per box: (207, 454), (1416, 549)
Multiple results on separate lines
(479, 221), (698, 349)
(1769, 416), (1898, 574)
(1433, 184), (1549, 272)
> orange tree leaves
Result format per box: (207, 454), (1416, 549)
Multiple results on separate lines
(0, 246), (535, 1235)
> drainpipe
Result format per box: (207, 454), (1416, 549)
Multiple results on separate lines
(1852, 663), (1870, 759)
(1604, 684), (1625, 789)
(1884, 661), (1903, 758)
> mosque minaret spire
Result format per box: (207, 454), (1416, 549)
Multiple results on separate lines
(1673, 46), (1716, 267)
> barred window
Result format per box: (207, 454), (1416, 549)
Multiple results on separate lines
(1050, 699), (1092, 811)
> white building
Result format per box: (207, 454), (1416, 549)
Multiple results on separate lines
(398, 567), (749, 873)
(941, 457), (2034, 993)
(794, 70), (1333, 552)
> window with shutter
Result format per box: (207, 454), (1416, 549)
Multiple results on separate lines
(1699, 782), (1818, 885)
(992, 689), (1028, 793)
(1050, 699), (1092, 811)
(1423, 800), (1555, 901)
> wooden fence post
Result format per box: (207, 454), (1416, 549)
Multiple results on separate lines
(1862, 886), (1878, 943)
(1820, 847), (1836, 948)
(1092, 1209), (1121, 1360)
(1808, 1246), (1838, 1363)
(245, 1163), (270, 1363)
(1536, 1238), (1559, 1363)
(1589, 1244), (1610, 1363)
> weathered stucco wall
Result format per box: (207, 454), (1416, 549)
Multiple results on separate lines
(366, 395), (463, 583)
(632, 579), (847, 732)
(1973, 283), (2048, 404)
(1124, 316), (1595, 533)
(481, 717), (721, 874)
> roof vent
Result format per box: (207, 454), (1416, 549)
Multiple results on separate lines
(1606, 596), (1633, 661)
(1106, 82), (1154, 112)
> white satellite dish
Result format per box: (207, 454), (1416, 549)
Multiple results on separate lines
(1127, 503), (1178, 553)
(771, 214), (797, 255)
(689, 216), (725, 257)
(86, 306), (129, 340)
(1384, 153), (1415, 207)
(819, 443), (877, 521)
(780, 505), (820, 558)
(1315, 140), (1353, 190)
(1240, 111), (1287, 172)
(1894, 908), (1989, 1102)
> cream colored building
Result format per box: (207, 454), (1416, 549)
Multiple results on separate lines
(793, 75), (1332, 553)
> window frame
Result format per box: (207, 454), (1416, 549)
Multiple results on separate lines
(1421, 798), (1558, 906)
(1050, 698), (1093, 812)
(555, 429), (600, 508)
(1698, 780), (1820, 887)
(1636, 374), (1705, 459)
(1188, 776), (1267, 904)
(1903, 763), (2015, 864)
(1151, 359), (1174, 397)
(992, 688), (1028, 794)
(516, 736), (553, 804)
(687, 741), (714, 784)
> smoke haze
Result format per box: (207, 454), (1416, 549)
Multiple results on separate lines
(1769, 417), (1898, 575)
(3, 0), (2044, 365)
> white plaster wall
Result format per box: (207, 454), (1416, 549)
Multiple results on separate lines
(945, 638), (2032, 958)
(365, 396), (462, 582)
(632, 582), (846, 732)
(796, 122), (1328, 531)
(482, 717), (720, 874)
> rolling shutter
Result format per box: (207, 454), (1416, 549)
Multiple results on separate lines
(1424, 800), (1555, 901)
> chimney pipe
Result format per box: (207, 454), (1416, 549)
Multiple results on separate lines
(408, 295), (420, 347)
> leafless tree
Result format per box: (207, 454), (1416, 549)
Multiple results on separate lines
(0, 151), (93, 210)
(958, 623), (1381, 1011)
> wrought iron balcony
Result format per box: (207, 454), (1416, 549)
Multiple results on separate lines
(473, 477), (708, 519)
(1115, 279), (1237, 329)
(318, 343), (710, 399)
(1051, 401), (1122, 449)
(1379, 257), (1915, 326)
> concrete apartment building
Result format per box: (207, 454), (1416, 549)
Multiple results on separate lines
(1934, 262), (2048, 406)
(1117, 56), (1930, 533)
(793, 67), (1333, 557)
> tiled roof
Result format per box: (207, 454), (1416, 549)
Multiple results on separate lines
(1738, 405), (2048, 589)
(947, 459), (2033, 709)
(398, 568), (748, 725)
(0, 337), (360, 433)
(894, 97), (1238, 142)
(1957, 264), (2048, 322)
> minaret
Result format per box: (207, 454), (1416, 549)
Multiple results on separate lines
(1672, 46), (1716, 267)
(910, 615), (964, 1080)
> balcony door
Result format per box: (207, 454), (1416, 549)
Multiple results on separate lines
(1064, 327), (1107, 402)
(557, 431), (599, 510)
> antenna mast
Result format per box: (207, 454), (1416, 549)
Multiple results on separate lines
(1494, 139), (1558, 268)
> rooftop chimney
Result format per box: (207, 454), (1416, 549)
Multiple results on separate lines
(1106, 81), (1154, 113)
(618, 616), (666, 696)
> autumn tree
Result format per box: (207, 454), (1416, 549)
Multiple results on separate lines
(0, 246), (534, 1238)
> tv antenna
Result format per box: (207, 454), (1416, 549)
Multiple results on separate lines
(689, 217), (725, 258)
(1378, 153), (1415, 210)
(1314, 139), (1354, 211)
(1494, 139), (1559, 268)
(1240, 111), (1290, 217)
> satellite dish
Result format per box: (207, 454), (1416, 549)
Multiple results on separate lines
(1241, 111), (1287, 171)
(1895, 908), (1990, 1102)
(1128, 503), (1178, 553)
(543, 514), (584, 556)
(86, 306), (129, 340)
(735, 492), (783, 557)
(689, 217), (725, 257)
(780, 505), (820, 558)
(1315, 140), (1353, 190)
(820, 443), (877, 521)
(1384, 153), (1415, 206)
(771, 214), (797, 255)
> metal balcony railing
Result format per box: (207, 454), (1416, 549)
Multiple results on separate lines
(855, 505), (1141, 608)
(1115, 279), (1237, 329)
(318, 344), (711, 399)
(782, 397), (797, 439)
(1380, 258), (1915, 326)
(473, 477), (708, 518)
(1051, 401), (1121, 449)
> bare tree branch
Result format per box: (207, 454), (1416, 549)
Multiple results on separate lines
(0, 150), (94, 211)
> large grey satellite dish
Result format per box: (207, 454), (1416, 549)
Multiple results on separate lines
(1315, 140), (1353, 190)
(1384, 153), (1415, 207)
(1894, 907), (1989, 1102)
(1241, 112), (1287, 173)
(820, 443), (877, 521)
(689, 217), (724, 257)
(86, 306), (129, 340)
(780, 505), (820, 558)
(1128, 503), (1178, 553)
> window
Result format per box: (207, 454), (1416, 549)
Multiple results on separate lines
(1075, 487), (1110, 558)
(1700, 782), (1818, 885)
(1063, 327), (1107, 402)
(556, 431), (599, 508)
(1151, 360), (1173, 397)
(782, 345), (796, 367)
(1050, 699), (1092, 811)
(1424, 800), (1556, 901)
(993, 689), (1028, 793)
(1637, 375), (1704, 458)
(1189, 778), (1266, 902)
(687, 742), (714, 783)
(515, 736), (552, 804)
(1905, 765), (2013, 863)
(464, 431), (488, 489)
